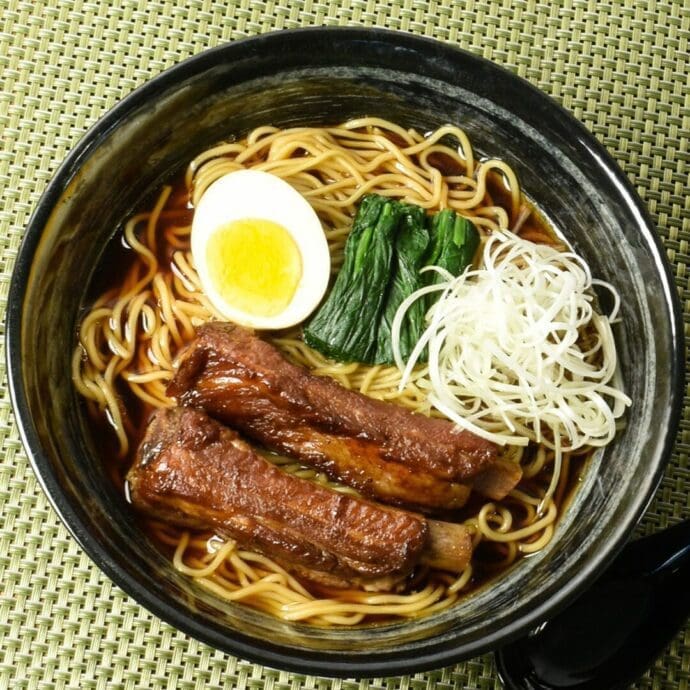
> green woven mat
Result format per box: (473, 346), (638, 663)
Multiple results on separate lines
(1, 1), (688, 688)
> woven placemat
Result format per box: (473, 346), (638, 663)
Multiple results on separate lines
(1, 1), (688, 688)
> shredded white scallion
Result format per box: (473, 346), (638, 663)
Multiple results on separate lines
(392, 230), (631, 510)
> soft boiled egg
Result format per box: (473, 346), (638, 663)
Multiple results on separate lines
(191, 169), (331, 330)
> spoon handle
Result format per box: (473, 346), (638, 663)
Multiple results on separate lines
(495, 519), (690, 690)
(612, 518), (690, 576)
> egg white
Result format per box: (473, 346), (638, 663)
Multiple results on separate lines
(191, 169), (331, 330)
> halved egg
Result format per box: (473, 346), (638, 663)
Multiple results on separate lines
(191, 169), (331, 330)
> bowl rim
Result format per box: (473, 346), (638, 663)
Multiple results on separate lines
(6, 26), (686, 678)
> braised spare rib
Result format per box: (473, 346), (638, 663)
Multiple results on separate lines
(166, 323), (521, 510)
(127, 407), (472, 590)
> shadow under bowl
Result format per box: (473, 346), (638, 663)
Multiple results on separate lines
(6, 28), (684, 678)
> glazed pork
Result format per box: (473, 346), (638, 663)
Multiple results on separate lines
(127, 407), (473, 591)
(166, 323), (521, 510)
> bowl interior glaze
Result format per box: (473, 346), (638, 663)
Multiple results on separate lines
(7, 28), (683, 677)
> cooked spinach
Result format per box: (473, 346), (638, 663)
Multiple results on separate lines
(374, 204), (429, 364)
(425, 209), (480, 289)
(303, 195), (403, 363)
(304, 196), (479, 365)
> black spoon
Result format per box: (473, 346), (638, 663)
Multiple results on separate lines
(495, 518), (690, 690)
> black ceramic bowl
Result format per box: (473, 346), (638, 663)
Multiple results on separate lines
(7, 28), (684, 677)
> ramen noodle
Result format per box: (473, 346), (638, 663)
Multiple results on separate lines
(73, 118), (596, 625)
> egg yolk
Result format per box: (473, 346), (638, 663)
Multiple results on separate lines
(205, 219), (302, 317)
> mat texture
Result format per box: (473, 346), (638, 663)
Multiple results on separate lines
(1, 1), (688, 688)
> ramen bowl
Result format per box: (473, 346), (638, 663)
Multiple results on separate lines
(7, 28), (684, 677)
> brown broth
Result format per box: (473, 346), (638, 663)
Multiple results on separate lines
(79, 154), (589, 622)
